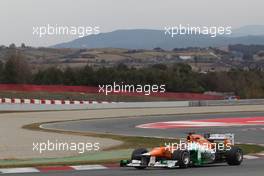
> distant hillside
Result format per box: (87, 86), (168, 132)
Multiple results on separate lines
(53, 26), (264, 49)
(231, 25), (264, 37)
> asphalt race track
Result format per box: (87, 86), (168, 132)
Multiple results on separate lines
(6, 159), (264, 176)
(27, 112), (264, 176)
(43, 112), (264, 144)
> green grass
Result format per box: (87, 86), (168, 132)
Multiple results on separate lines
(236, 144), (264, 154)
(0, 149), (132, 168)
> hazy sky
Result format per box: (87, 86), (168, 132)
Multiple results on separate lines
(0, 0), (263, 47)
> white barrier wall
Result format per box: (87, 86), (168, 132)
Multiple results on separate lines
(0, 101), (189, 111)
(0, 98), (264, 111)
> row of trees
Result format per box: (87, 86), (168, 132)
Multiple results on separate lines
(1, 52), (264, 98)
(229, 44), (264, 59)
(0, 52), (31, 83)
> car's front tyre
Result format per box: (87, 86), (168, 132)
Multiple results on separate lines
(131, 148), (149, 169)
(172, 150), (190, 168)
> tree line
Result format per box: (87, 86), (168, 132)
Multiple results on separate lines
(1, 52), (264, 98)
(229, 44), (264, 60)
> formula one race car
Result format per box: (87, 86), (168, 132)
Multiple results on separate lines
(120, 133), (243, 169)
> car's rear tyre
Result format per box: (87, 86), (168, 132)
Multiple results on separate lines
(226, 146), (243, 165)
(131, 148), (149, 169)
(172, 150), (190, 168)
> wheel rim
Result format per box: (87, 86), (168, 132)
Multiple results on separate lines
(183, 154), (190, 164)
(236, 151), (242, 161)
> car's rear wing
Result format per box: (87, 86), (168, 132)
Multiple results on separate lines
(205, 133), (234, 145)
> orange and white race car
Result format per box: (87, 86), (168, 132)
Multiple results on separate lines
(120, 133), (243, 169)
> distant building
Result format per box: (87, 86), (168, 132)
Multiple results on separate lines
(179, 56), (193, 60)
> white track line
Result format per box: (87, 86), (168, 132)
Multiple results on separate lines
(256, 153), (264, 156)
(71, 165), (107, 170)
(0, 167), (39, 174)
(244, 155), (260, 159)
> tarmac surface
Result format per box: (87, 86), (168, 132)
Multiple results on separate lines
(5, 154), (264, 176)
(42, 111), (264, 144)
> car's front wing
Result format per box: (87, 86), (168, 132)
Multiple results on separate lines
(120, 159), (178, 168)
